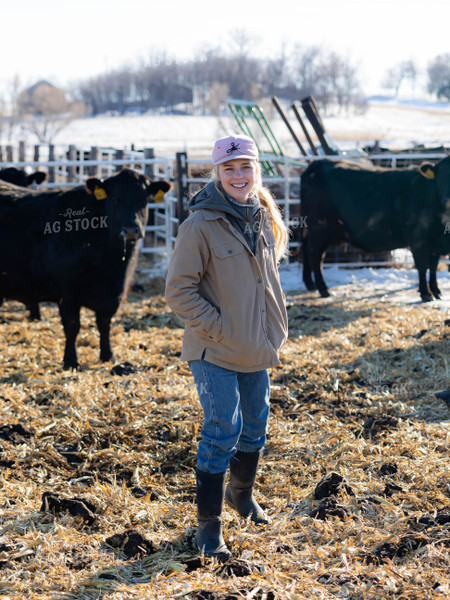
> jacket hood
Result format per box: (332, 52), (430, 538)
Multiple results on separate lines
(189, 181), (248, 221)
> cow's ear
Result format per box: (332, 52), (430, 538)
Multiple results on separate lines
(86, 178), (108, 200)
(148, 180), (172, 203)
(418, 162), (436, 180)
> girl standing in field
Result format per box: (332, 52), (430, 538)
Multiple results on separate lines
(165, 134), (289, 560)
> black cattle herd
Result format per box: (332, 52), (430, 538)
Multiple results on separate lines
(1, 155), (450, 369)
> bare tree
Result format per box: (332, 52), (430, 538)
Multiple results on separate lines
(289, 46), (361, 112)
(427, 53), (450, 101)
(260, 46), (294, 99)
(381, 60), (417, 96)
(221, 30), (262, 102)
(290, 44), (324, 99)
(0, 75), (24, 141)
(18, 82), (87, 143)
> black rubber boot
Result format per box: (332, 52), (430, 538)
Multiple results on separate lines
(195, 469), (231, 561)
(225, 450), (269, 524)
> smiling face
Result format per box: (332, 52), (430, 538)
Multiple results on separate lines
(217, 158), (257, 203)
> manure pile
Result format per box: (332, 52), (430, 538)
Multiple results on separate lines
(0, 279), (449, 600)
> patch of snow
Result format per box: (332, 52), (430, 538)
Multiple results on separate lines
(280, 262), (450, 311)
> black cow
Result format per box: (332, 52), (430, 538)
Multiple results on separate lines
(0, 167), (47, 188)
(0, 168), (48, 319)
(0, 168), (172, 368)
(300, 156), (450, 302)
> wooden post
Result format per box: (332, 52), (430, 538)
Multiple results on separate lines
(67, 145), (75, 182)
(48, 144), (55, 183)
(6, 146), (13, 162)
(176, 151), (189, 223)
(0, 146), (3, 162)
(114, 149), (124, 172)
(19, 141), (25, 162)
(271, 96), (307, 156)
(89, 146), (98, 176)
(34, 145), (40, 162)
(144, 147), (154, 179)
(292, 102), (318, 156)
(301, 96), (338, 156)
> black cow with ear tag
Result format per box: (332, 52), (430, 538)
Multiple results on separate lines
(300, 156), (450, 302)
(0, 168), (172, 369)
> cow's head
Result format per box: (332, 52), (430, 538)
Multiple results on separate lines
(0, 167), (47, 188)
(419, 156), (450, 207)
(85, 168), (172, 244)
(419, 157), (450, 245)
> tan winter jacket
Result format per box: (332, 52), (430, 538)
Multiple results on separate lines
(165, 186), (288, 372)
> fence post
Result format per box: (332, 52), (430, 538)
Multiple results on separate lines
(114, 149), (124, 172)
(34, 145), (40, 163)
(48, 145), (55, 183)
(176, 151), (189, 223)
(0, 146), (3, 162)
(67, 145), (75, 182)
(6, 146), (13, 162)
(19, 141), (25, 162)
(89, 146), (98, 176)
(144, 147), (154, 179)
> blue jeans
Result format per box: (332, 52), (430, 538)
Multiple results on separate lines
(189, 360), (270, 474)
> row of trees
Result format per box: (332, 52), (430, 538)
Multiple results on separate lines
(74, 43), (363, 116)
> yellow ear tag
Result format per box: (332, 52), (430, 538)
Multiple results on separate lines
(154, 189), (165, 203)
(94, 186), (107, 200)
(425, 168), (435, 179)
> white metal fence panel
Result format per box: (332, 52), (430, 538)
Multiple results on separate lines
(1, 148), (448, 277)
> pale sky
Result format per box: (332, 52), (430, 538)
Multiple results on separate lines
(3, 0), (449, 96)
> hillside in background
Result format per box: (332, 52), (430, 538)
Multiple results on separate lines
(35, 97), (450, 157)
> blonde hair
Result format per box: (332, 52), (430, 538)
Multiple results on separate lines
(212, 161), (290, 263)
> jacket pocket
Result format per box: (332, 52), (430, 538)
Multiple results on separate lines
(260, 228), (276, 250)
(212, 239), (245, 259)
(259, 229), (277, 273)
(218, 306), (271, 366)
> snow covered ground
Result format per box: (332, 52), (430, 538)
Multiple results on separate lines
(14, 97), (450, 156)
(280, 262), (450, 312)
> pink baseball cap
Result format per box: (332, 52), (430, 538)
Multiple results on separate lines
(212, 134), (259, 166)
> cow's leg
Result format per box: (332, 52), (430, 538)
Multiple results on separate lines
(308, 235), (330, 298)
(58, 302), (81, 369)
(27, 303), (41, 321)
(302, 236), (316, 290)
(428, 255), (442, 299)
(314, 254), (331, 298)
(417, 270), (432, 302)
(96, 311), (114, 363)
(411, 251), (433, 302)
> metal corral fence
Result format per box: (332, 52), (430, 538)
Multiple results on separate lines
(0, 143), (448, 275)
